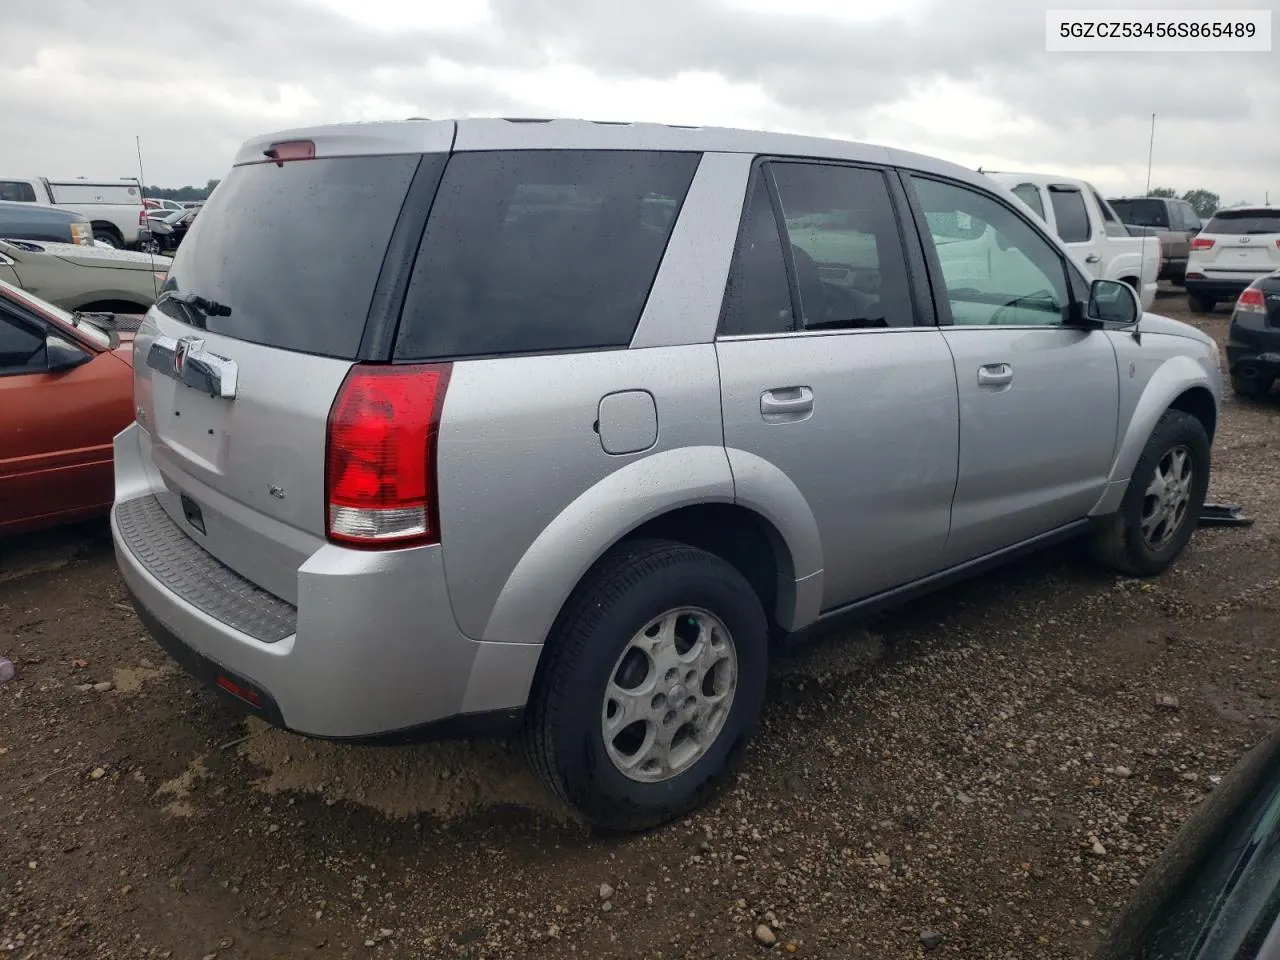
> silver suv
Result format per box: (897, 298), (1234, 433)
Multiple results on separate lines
(112, 119), (1222, 831)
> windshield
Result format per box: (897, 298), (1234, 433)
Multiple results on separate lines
(1110, 198), (1170, 228)
(0, 277), (112, 347)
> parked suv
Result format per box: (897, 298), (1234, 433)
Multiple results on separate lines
(112, 119), (1223, 831)
(1185, 205), (1280, 313)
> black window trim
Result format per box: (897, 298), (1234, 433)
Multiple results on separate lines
(0, 302), (51, 378)
(897, 170), (1089, 331)
(715, 154), (933, 340)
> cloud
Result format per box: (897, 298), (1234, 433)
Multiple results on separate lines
(0, 0), (1274, 202)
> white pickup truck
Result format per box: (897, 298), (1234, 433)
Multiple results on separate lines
(985, 172), (1161, 312)
(0, 177), (149, 250)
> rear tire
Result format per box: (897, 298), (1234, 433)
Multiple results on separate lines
(1188, 293), (1215, 314)
(1090, 410), (1210, 577)
(92, 229), (120, 248)
(523, 539), (768, 832)
(1231, 372), (1275, 399)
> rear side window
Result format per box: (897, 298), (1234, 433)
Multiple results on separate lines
(394, 150), (700, 361)
(0, 181), (37, 203)
(1011, 183), (1045, 220)
(1204, 210), (1280, 235)
(1048, 187), (1091, 243)
(1110, 198), (1169, 228)
(159, 154), (424, 358)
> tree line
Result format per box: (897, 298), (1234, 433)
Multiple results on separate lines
(143, 179), (220, 201)
(1145, 186), (1260, 218)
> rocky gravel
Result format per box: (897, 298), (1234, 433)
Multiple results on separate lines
(1, 291), (1277, 959)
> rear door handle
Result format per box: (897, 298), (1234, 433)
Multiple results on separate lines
(977, 363), (1013, 387)
(1085, 254), (1101, 264)
(760, 386), (814, 419)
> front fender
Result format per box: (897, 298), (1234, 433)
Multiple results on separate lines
(1090, 354), (1216, 517)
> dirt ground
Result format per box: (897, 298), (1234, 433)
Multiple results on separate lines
(2, 290), (1278, 960)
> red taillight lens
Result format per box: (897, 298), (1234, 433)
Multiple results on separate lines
(325, 364), (451, 547)
(1237, 287), (1266, 314)
(264, 139), (316, 165)
(138, 209), (147, 226)
(1191, 237), (1215, 251)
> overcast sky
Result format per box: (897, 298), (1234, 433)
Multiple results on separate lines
(2, 0), (1275, 203)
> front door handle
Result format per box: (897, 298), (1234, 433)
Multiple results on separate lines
(977, 363), (1013, 387)
(1085, 253), (1101, 264)
(760, 386), (814, 420)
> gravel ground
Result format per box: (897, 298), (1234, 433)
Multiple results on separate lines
(1, 290), (1277, 960)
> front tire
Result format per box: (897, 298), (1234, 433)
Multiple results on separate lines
(523, 539), (768, 832)
(1090, 410), (1210, 577)
(1188, 293), (1215, 314)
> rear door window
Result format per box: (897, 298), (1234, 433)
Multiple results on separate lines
(1048, 186), (1091, 243)
(158, 154), (426, 359)
(0, 181), (37, 203)
(769, 161), (916, 329)
(394, 150), (700, 361)
(1204, 210), (1280, 235)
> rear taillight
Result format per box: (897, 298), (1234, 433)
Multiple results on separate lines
(1191, 237), (1215, 251)
(1236, 287), (1266, 314)
(325, 364), (451, 548)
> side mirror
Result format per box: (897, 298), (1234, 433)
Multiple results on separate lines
(45, 334), (91, 373)
(1087, 279), (1141, 326)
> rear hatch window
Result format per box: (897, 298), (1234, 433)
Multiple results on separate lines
(1110, 198), (1169, 228)
(394, 150), (700, 360)
(1204, 210), (1280, 235)
(158, 154), (426, 359)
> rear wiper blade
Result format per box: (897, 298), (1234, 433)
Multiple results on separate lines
(159, 291), (233, 317)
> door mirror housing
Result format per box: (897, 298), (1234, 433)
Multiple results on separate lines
(1086, 278), (1141, 327)
(45, 333), (91, 372)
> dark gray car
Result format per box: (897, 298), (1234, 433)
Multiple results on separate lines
(0, 199), (93, 247)
(1109, 196), (1204, 284)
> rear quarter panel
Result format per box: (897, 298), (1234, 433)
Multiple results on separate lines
(435, 345), (731, 644)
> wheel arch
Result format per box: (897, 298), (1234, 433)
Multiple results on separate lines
(479, 446), (824, 651)
(89, 220), (124, 241)
(1091, 357), (1219, 517)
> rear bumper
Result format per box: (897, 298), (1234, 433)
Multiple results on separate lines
(1185, 277), (1252, 302)
(1158, 258), (1187, 280)
(1226, 315), (1280, 376)
(110, 423), (540, 740)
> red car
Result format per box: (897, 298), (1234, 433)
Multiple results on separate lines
(0, 279), (136, 536)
